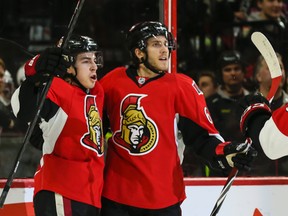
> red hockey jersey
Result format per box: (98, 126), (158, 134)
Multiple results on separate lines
(33, 78), (105, 208)
(259, 103), (288, 159)
(100, 67), (222, 209)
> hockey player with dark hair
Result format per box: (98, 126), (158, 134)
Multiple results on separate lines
(99, 21), (257, 216)
(11, 35), (105, 216)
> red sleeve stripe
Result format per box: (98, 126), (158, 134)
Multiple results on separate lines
(24, 55), (40, 77)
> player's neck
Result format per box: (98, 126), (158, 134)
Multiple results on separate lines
(137, 67), (159, 78)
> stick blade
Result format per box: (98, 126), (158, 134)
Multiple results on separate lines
(251, 31), (282, 101)
(251, 32), (282, 79)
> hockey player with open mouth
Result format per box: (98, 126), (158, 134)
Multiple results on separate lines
(11, 35), (105, 216)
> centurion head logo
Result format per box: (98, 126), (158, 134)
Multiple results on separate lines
(81, 95), (104, 156)
(113, 94), (158, 155)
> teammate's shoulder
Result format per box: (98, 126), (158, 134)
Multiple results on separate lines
(175, 72), (192, 79)
(169, 72), (194, 84)
(90, 81), (104, 102)
(92, 81), (104, 93)
(53, 76), (70, 86)
(100, 66), (126, 82)
(165, 71), (189, 78)
(105, 66), (126, 76)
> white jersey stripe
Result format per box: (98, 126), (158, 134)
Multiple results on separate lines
(259, 118), (288, 159)
(55, 193), (65, 216)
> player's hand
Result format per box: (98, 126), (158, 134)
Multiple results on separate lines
(215, 140), (257, 171)
(238, 93), (271, 136)
(35, 47), (71, 77)
(25, 47), (71, 83)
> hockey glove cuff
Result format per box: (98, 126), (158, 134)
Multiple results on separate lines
(239, 94), (271, 136)
(215, 140), (257, 171)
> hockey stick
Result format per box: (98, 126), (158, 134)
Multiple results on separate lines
(251, 32), (282, 102)
(0, 38), (33, 83)
(209, 31), (282, 216)
(0, 0), (86, 208)
(209, 140), (250, 216)
(209, 169), (238, 216)
(0, 38), (33, 58)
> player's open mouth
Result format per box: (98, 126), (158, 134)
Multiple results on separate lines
(90, 74), (97, 80)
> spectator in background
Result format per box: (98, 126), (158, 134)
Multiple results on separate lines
(1, 70), (15, 105)
(206, 50), (250, 176)
(0, 59), (14, 106)
(208, 50), (250, 142)
(254, 52), (288, 109)
(197, 70), (219, 99)
(247, 0), (286, 22)
(0, 58), (18, 134)
(234, 0), (252, 21)
(244, 52), (288, 176)
(238, 0), (288, 68)
(16, 64), (26, 87)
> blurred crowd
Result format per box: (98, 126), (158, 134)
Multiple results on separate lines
(180, 0), (288, 177)
(0, 57), (41, 178)
(181, 49), (288, 177)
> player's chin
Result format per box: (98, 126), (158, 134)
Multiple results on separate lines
(157, 63), (169, 71)
(86, 81), (96, 89)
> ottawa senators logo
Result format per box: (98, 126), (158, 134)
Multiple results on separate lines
(81, 95), (104, 156)
(113, 94), (158, 155)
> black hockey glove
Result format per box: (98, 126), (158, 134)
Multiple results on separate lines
(215, 140), (257, 171)
(238, 93), (271, 136)
(33, 47), (71, 82)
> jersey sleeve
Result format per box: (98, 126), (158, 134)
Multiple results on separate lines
(11, 79), (39, 123)
(47, 77), (71, 107)
(258, 104), (288, 159)
(175, 73), (220, 135)
(175, 73), (225, 165)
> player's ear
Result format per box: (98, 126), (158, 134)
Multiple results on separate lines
(67, 66), (76, 75)
(135, 48), (145, 60)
